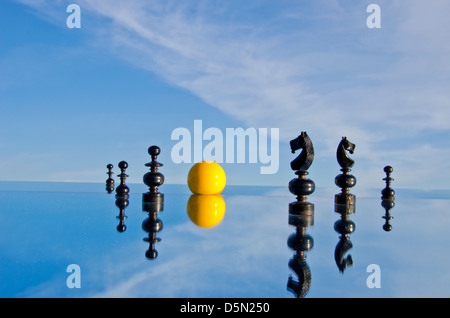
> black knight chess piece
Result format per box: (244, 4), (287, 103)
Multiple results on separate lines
(106, 164), (115, 194)
(143, 146), (164, 205)
(335, 137), (356, 206)
(115, 161), (130, 197)
(288, 132), (315, 216)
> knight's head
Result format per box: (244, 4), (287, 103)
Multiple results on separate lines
(290, 132), (308, 153)
(341, 137), (355, 154)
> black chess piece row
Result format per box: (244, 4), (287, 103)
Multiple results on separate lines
(289, 133), (395, 215)
(288, 133), (358, 216)
(106, 146), (166, 260)
(105, 161), (130, 197)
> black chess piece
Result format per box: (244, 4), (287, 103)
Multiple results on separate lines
(115, 195), (129, 232)
(287, 214), (314, 298)
(334, 202), (355, 273)
(381, 166), (395, 200)
(115, 161), (130, 197)
(106, 164), (115, 194)
(141, 145), (165, 260)
(381, 199), (394, 232)
(381, 166), (395, 231)
(335, 137), (356, 206)
(142, 206), (163, 260)
(143, 146), (164, 205)
(288, 132), (315, 216)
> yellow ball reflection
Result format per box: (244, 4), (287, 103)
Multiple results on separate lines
(187, 161), (226, 195)
(187, 194), (226, 228)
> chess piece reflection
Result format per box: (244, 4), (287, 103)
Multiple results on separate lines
(287, 214), (314, 298)
(288, 132), (315, 216)
(382, 199), (395, 232)
(106, 164), (115, 194)
(334, 202), (355, 273)
(381, 166), (395, 231)
(142, 198), (163, 260)
(116, 161), (130, 197)
(115, 195), (129, 232)
(335, 137), (356, 206)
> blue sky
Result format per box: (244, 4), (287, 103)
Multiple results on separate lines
(1, 0), (450, 190)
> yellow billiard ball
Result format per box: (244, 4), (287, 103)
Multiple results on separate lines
(187, 161), (226, 195)
(187, 194), (226, 228)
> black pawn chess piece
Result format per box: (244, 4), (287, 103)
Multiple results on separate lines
(115, 161), (130, 197)
(381, 166), (395, 200)
(287, 214), (314, 298)
(335, 137), (357, 206)
(288, 132), (315, 216)
(142, 207), (163, 260)
(106, 164), (115, 194)
(115, 195), (129, 233)
(334, 202), (355, 273)
(143, 146), (164, 205)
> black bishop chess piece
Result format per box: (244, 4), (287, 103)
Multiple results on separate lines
(106, 164), (115, 194)
(115, 161), (130, 197)
(288, 132), (315, 216)
(287, 214), (314, 298)
(143, 146), (164, 205)
(381, 166), (395, 231)
(335, 137), (357, 206)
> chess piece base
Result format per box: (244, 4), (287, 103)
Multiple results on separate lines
(289, 200), (314, 216)
(335, 193), (355, 206)
(142, 192), (164, 213)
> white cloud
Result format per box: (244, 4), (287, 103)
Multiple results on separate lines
(13, 0), (450, 189)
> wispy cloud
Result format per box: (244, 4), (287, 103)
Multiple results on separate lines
(12, 0), (450, 188)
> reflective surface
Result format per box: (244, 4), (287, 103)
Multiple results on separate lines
(0, 181), (449, 298)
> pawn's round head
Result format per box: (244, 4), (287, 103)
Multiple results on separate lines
(148, 146), (161, 157)
(118, 161), (128, 170)
(107, 164), (113, 170)
(384, 166), (393, 174)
